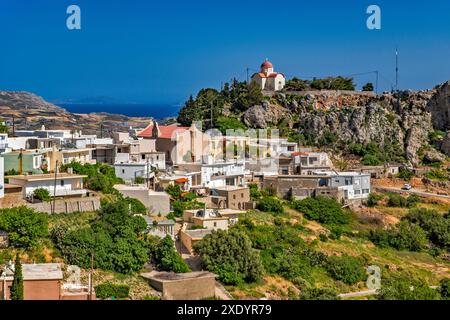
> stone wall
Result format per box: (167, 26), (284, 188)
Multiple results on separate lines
(27, 197), (101, 214)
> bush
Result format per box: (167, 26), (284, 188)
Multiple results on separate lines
(166, 184), (183, 200)
(249, 183), (262, 201)
(367, 193), (384, 207)
(33, 188), (51, 202)
(149, 235), (191, 273)
(0, 206), (48, 248)
(396, 169), (415, 181)
(123, 197), (147, 214)
(53, 200), (148, 274)
(403, 208), (449, 249)
(324, 255), (367, 285)
(369, 220), (428, 251)
(256, 196), (284, 214)
(194, 229), (264, 285)
(440, 278), (450, 300)
(362, 154), (381, 166)
(377, 274), (441, 300)
(424, 170), (448, 181)
(387, 193), (408, 207)
(291, 196), (351, 225)
(133, 176), (145, 184)
(300, 287), (340, 300)
(60, 162), (124, 194)
(406, 194), (421, 208)
(95, 282), (130, 299)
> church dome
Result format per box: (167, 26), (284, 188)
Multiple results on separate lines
(261, 60), (273, 69)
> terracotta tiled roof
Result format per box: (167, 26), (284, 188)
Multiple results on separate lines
(252, 72), (284, 79)
(261, 60), (273, 68)
(292, 151), (309, 156)
(138, 124), (189, 139)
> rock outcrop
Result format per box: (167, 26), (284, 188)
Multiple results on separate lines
(242, 83), (450, 165)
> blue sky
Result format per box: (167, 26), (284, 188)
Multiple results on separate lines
(0, 0), (449, 104)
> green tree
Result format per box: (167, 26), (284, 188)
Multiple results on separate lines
(133, 176), (145, 184)
(149, 235), (190, 273)
(123, 197), (147, 214)
(362, 82), (374, 92)
(53, 200), (149, 274)
(0, 119), (8, 134)
(10, 253), (24, 300)
(367, 193), (384, 207)
(0, 206), (48, 248)
(194, 229), (264, 285)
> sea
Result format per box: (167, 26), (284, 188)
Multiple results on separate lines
(57, 103), (181, 119)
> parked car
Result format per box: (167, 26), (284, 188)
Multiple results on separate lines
(402, 184), (412, 190)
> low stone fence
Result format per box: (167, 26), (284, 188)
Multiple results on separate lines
(27, 197), (101, 214)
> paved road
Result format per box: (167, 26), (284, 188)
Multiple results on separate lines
(339, 289), (377, 298)
(374, 186), (450, 199)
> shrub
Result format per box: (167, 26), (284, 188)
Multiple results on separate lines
(123, 197), (147, 214)
(387, 193), (408, 207)
(291, 196), (351, 225)
(149, 235), (191, 273)
(406, 194), (421, 208)
(33, 188), (51, 202)
(396, 169), (415, 181)
(0, 206), (48, 248)
(95, 282), (130, 299)
(377, 273), (441, 300)
(369, 220), (428, 251)
(300, 287), (340, 300)
(367, 193), (384, 207)
(403, 208), (449, 249)
(60, 162), (124, 194)
(325, 255), (367, 285)
(424, 170), (448, 181)
(133, 176), (145, 184)
(166, 184), (183, 200)
(362, 154), (381, 166)
(249, 183), (262, 201)
(256, 196), (284, 214)
(194, 229), (264, 285)
(440, 278), (450, 300)
(53, 200), (148, 274)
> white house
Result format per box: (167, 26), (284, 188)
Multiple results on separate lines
(0, 134), (10, 154)
(6, 173), (88, 200)
(313, 171), (371, 200)
(114, 162), (155, 182)
(251, 60), (286, 91)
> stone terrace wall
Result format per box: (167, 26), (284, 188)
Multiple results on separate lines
(27, 197), (101, 214)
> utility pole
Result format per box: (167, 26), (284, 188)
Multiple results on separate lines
(12, 115), (15, 137)
(51, 160), (58, 214)
(375, 71), (379, 94)
(100, 124), (104, 139)
(146, 158), (150, 189)
(246, 67), (250, 83)
(210, 101), (214, 129)
(88, 252), (94, 300)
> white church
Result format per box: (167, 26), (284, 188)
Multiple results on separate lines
(251, 60), (286, 91)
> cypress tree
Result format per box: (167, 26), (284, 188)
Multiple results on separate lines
(10, 253), (24, 300)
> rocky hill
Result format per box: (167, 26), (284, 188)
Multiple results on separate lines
(178, 80), (450, 166)
(0, 91), (152, 135)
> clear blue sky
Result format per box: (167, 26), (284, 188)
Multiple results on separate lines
(0, 0), (449, 104)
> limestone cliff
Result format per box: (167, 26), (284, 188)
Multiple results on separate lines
(242, 82), (450, 165)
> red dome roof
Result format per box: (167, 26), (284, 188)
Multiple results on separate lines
(261, 60), (273, 68)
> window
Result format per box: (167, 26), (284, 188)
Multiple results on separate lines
(241, 193), (244, 198)
(60, 180), (65, 186)
(281, 167), (289, 175)
(141, 154), (145, 160)
(233, 195), (236, 199)
(122, 169), (125, 174)
(355, 190), (361, 195)
(288, 146), (294, 151)
(213, 222), (217, 227)
(363, 189), (370, 194)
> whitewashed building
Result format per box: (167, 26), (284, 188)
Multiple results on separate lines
(251, 60), (286, 91)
